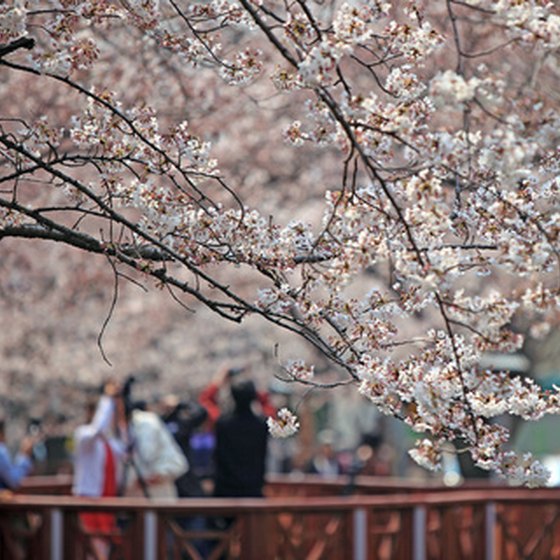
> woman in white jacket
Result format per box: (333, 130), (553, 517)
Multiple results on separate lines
(125, 407), (188, 499)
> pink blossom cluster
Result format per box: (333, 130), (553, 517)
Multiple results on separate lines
(267, 407), (300, 438)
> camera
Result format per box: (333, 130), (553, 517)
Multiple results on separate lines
(27, 418), (42, 436)
(122, 375), (136, 414)
(228, 367), (245, 378)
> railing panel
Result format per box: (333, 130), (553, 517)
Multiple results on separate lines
(62, 507), (144, 560)
(495, 502), (560, 560)
(0, 507), (50, 560)
(366, 507), (414, 560)
(159, 507), (354, 560)
(425, 503), (486, 560)
(273, 510), (352, 559)
(159, 510), (243, 560)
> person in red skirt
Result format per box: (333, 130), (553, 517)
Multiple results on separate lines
(73, 380), (126, 559)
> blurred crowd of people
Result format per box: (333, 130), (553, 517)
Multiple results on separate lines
(0, 364), (404, 557)
(1, 364), (400, 494)
(0, 367), (398, 497)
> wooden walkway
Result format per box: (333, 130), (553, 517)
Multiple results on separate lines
(0, 475), (558, 559)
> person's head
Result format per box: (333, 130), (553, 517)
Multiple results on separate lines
(230, 379), (257, 411)
(132, 399), (148, 412)
(158, 393), (186, 418)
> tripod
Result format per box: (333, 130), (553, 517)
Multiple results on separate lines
(118, 419), (150, 499)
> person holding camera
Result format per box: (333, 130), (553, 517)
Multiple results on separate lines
(72, 380), (125, 559)
(0, 418), (36, 491)
(73, 380), (125, 499)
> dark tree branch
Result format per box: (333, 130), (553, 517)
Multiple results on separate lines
(0, 37), (35, 59)
(0, 222), (170, 261)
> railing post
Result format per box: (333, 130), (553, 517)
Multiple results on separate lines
(50, 508), (63, 560)
(485, 501), (496, 560)
(144, 510), (157, 560)
(353, 507), (368, 560)
(243, 512), (267, 559)
(413, 506), (427, 560)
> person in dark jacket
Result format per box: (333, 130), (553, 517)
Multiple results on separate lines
(213, 379), (268, 498)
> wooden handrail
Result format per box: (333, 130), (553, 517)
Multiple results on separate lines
(3, 484), (560, 559)
(7, 487), (560, 511)
(18, 472), (505, 497)
(19, 474), (73, 495)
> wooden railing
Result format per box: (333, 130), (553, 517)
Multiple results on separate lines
(18, 473), (502, 498)
(2, 476), (559, 559)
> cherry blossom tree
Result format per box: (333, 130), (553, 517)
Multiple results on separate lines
(1, 0), (560, 485)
